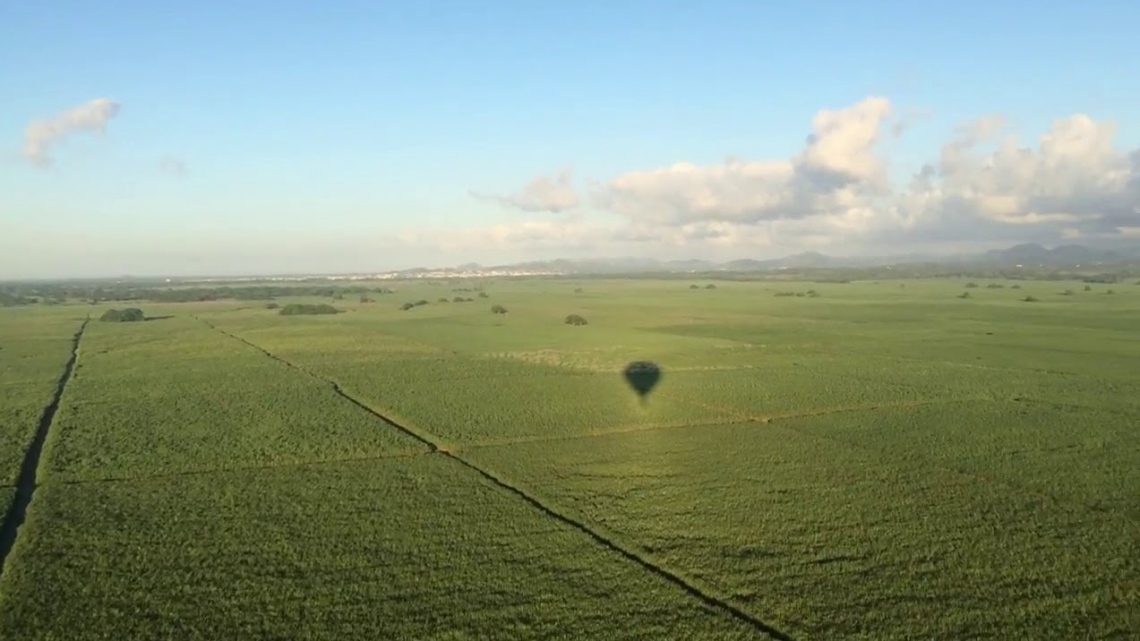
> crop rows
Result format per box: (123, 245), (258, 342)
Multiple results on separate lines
(0, 456), (767, 640)
(465, 420), (1139, 639)
(0, 311), (86, 497)
(1, 278), (1137, 639)
(42, 317), (428, 483)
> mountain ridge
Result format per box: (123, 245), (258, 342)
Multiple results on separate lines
(403, 242), (1140, 276)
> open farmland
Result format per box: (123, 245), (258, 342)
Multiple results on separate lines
(0, 277), (1138, 639)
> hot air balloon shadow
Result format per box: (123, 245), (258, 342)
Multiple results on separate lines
(623, 361), (662, 405)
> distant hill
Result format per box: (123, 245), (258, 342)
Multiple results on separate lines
(392, 242), (1140, 278)
(980, 243), (1137, 266)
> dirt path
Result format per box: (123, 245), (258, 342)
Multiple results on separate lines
(0, 317), (88, 579)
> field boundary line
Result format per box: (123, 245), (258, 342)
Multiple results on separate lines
(53, 450), (432, 487)
(0, 317), (88, 581)
(197, 317), (793, 641)
(194, 317), (439, 452)
(462, 397), (990, 452)
(461, 417), (760, 450)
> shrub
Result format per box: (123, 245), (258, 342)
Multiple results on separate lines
(100, 308), (145, 322)
(574, 288), (583, 293)
(1084, 285), (1092, 291)
(279, 303), (340, 316)
(965, 282), (979, 288)
(491, 304), (508, 315)
(413, 300), (429, 306)
(400, 302), (414, 311)
(266, 302), (280, 310)
(1061, 290), (1075, 296)
(1022, 295), (1039, 302)
(986, 283), (1004, 289)
(438, 297), (449, 303)
(1011, 284), (1022, 289)
(478, 292), (490, 298)
(704, 284), (716, 289)
(689, 284), (700, 289)
(1106, 289), (1115, 295)
(565, 314), (588, 326)
(958, 292), (971, 299)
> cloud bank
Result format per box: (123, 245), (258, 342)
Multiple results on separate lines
(469, 168), (580, 213)
(23, 98), (121, 167)
(425, 97), (1140, 257)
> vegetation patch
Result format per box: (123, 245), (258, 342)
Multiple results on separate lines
(278, 303), (341, 316)
(99, 308), (145, 322)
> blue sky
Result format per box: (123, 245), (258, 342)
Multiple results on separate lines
(2, 0), (1138, 278)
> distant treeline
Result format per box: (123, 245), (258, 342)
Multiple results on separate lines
(0, 284), (397, 305)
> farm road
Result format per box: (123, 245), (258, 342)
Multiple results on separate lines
(0, 317), (88, 580)
(196, 316), (795, 641)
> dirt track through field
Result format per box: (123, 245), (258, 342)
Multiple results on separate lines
(0, 318), (88, 581)
(197, 317), (794, 641)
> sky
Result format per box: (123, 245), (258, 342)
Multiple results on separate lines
(2, 0), (1139, 278)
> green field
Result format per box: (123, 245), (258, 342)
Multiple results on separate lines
(0, 278), (1137, 639)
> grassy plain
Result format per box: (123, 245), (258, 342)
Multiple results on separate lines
(0, 277), (1137, 639)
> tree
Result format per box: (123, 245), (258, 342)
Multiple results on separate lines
(565, 314), (588, 326)
(100, 308), (146, 322)
(279, 303), (341, 316)
(491, 304), (508, 315)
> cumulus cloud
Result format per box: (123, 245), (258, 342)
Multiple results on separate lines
(409, 97), (1140, 258)
(159, 156), (188, 176)
(901, 114), (1139, 239)
(596, 97), (896, 229)
(590, 98), (1138, 250)
(22, 98), (121, 167)
(469, 169), (580, 213)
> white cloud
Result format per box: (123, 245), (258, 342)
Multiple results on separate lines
(596, 97), (896, 230)
(404, 97), (1140, 259)
(469, 168), (580, 213)
(22, 98), (121, 167)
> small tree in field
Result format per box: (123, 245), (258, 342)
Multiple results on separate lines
(565, 314), (588, 326)
(491, 304), (507, 315)
(100, 308), (145, 322)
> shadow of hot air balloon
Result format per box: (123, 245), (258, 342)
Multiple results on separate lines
(623, 361), (662, 404)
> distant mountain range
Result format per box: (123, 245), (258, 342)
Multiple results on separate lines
(404, 242), (1140, 276)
